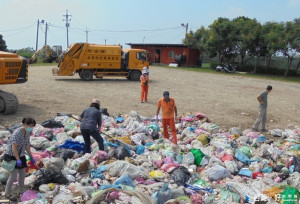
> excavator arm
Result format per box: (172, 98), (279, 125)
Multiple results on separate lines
(29, 45), (52, 64)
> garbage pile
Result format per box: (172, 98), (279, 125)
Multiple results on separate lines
(0, 110), (299, 204)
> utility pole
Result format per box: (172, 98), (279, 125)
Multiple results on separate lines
(63, 9), (71, 48)
(35, 19), (44, 51)
(181, 23), (188, 35)
(85, 27), (89, 43)
(44, 22), (48, 45)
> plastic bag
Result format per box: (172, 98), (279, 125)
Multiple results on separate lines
(190, 149), (205, 166)
(136, 145), (145, 155)
(267, 144), (282, 161)
(280, 186), (300, 204)
(149, 170), (165, 179)
(224, 160), (239, 173)
(107, 161), (149, 179)
(170, 166), (191, 187)
(114, 175), (135, 187)
(263, 186), (282, 199)
(234, 149), (250, 164)
(196, 134), (210, 146)
(227, 182), (268, 204)
(33, 169), (68, 190)
(220, 189), (240, 203)
(206, 165), (232, 181)
(293, 156), (300, 173)
(287, 172), (300, 189)
(239, 146), (252, 157)
(41, 119), (64, 128)
(155, 182), (172, 204)
(30, 137), (51, 150)
(238, 168), (252, 177)
(21, 190), (39, 202)
(270, 129), (283, 137)
(112, 145), (130, 160)
(0, 167), (9, 182)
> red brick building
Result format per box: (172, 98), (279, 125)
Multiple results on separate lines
(127, 43), (200, 67)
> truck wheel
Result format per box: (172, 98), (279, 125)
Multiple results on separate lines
(80, 70), (93, 81)
(130, 70), (141, 81)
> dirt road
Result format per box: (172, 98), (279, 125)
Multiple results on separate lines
(1, 65), (300, 130)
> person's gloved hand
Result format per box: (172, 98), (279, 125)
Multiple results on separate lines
(30, 157), (36, 165)
(17, 160), (22, 167)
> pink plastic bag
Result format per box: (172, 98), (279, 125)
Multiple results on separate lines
(163, 157), (174, 164)
(190, 193), (203, 204)
(153, 160), (164, 168)
(246, 132), (259, 139)
(21, 190), (38, 202)
(221, 154), (234, 162)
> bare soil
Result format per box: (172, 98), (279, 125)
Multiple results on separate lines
(1, 65), (300, 130)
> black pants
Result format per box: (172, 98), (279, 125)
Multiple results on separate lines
(80, 129), (104, 153)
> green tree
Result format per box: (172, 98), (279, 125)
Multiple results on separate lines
(261, 22), (285, 68)
(281, 20), (300, 77)
(183, 26), (209, 61)
(232, 16), (262, 65)
(207, 17), (239, 63)
(0, 34), (7, 51)
(16, 47), (35, 58)
(291, 18), (300, 71)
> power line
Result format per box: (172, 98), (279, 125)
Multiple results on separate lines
(0, 22), (35, 32)
(48, 24), (182, 33)
(2, 23), (36, 38)
(89, 26), (182, 33)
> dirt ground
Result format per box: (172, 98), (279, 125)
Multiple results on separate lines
(1, 65), (300, 130)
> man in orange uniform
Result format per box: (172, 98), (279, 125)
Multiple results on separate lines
(140, 70), (149, 103)
(156, 91), (178, 144)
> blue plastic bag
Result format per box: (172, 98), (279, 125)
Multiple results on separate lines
(238, 168), (252, 177)
(113, 175), (135, 187)
(91, 165), (107, 179)
(235, 150), (250, 165)
(154, 182), (172, 204)
(136, 145), (145, 155)
(261, 166), (273, 173)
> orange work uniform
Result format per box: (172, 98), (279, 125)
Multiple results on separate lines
(157, 97), (177, 144)
(140, 74), (149, 102)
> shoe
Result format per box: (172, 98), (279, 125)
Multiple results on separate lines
(5, 194), (17, 201)
(261, 129), (268, 132)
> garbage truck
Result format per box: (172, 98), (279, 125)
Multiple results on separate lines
(0, 51), (28, 114)
(52, 43), (149, 81)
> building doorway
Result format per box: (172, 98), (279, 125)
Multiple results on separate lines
(155, 49), (160, 63)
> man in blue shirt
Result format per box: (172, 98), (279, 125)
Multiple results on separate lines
(253, 85), (272, 132)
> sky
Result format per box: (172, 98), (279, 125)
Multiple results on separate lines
(1, 0), (300, 51)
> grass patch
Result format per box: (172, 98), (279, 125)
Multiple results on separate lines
(29, 62), (58, 66)
(153, 63), (300, 83)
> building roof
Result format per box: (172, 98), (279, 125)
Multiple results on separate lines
(126, 43), (188, 48)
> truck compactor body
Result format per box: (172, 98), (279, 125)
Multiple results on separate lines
(52, 43), (149, 81)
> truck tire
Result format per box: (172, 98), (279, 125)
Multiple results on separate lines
(0, 91), (19, 114)
(80, 70), (93, 81)
(129, 70), (141, 81)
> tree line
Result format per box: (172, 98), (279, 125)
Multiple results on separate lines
(183, 16), (300, 77)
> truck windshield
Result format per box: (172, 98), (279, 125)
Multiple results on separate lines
(136, 52), (147, 61)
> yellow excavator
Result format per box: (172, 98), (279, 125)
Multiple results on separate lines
(29, 45), (62, 64)
(0, 51), (28, 114)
